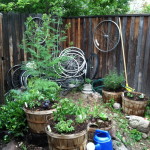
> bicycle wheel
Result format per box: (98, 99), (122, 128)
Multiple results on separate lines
(26, 17), (47, 44)
(93, 20), (120, 52)
(86, 53), (99, 79)
(6, 64), (22, 89)
(12, 67), (24, 88)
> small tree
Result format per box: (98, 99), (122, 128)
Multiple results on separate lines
(21, 14), (69, 78)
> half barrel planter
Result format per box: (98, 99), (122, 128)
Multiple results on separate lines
(45, 127), (87, 150)
(87, 121), (112, 142)
(23, 108), (55, 133)
(122, 92), (148, 116)
(102, 89), (123, 105)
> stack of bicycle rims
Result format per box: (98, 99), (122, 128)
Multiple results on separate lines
(54, 47), (87, 78)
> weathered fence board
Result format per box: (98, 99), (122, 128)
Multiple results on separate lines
(0, 13), (150, 103)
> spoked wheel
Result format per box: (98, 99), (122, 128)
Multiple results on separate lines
(86, 53), (99, 79)
(12, 67), (24, 88)
(26, 17), (47, 44)
(6, 64), (22, 89)
(93, 20), (120, 52)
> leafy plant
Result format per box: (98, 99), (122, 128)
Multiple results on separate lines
(85, 78), (92, 84)
(52, 98), (88, 133)
(103, 70), (125, 91)
(129, 129), (142, 142)
(21, 14), (68, 79)
(139, 93), (144, 99)
(127, 92), (134, 98)
(55, 120), (74, 133)
(0, 93), (28, 140)
(99, 113), (108, 121)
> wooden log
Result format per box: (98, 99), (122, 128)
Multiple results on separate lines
(45, 128), (87, 150)
(23, 108), (55, 133)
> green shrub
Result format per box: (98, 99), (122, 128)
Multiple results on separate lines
(0, 91), (28, 140)
(103, 70), (124, 91)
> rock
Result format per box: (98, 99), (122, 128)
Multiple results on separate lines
(110, 126), (117, 139)
(127, 115), (150, 133)
(113, 140), (128, 150)
(142, 133), (148, 139)
(2, 141), (19, 150)
(113, 103), (121, 110)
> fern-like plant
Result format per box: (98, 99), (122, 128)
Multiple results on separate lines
(21, 14), (69, 79)
(103, 70), (125, 91)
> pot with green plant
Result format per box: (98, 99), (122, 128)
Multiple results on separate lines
(87, 104), (112, 142)
(23, 78), (61, 133)
(82, 78), (93, 94)
(122, 91), (148, 116)
(102, 70), (125, 104)
(45, 98), (89, 150)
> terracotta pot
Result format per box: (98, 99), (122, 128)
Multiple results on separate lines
(23, 108), (55, 133)
(102, 89), (123, 104)
(45, 127), (87, 150)
(122, 92), (148, 116)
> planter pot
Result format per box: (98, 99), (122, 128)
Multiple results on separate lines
(45, 127), (87, 150)
(122, 92), (148, 116)
(82, 84), (93, 94)
(102, 89), (123, 104)
(23, 108), (55, 133)
(87, 120), (112, 142)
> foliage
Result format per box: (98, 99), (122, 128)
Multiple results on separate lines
(23, 78), (60, 108)
(129, 129), (142, 142)
(142, 4), (150, 13)
(0, 91), (27, 140)
(103, 70), (125, 91)
(53, 98), (88, 121)
(0, 0), (130, 17)
(89, 104), (108, 121)
(85, 78), (92, 84)
(127, 92), (134, 98)
(55, 120), (74, 133)
(52, 98), (89, 133)
(21, 14), (68, 79)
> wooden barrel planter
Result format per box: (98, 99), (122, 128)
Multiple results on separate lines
(102, 90), (123, 104)
(45, 127), (87, 150)
(23, 108), (55, 133)
(87, 121), (112, 142)
(122, 92), (148, 116)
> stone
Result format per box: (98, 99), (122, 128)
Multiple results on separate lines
(142, 133), (148, 139)
(112, 140), (128, 150)
(2, 141), (19, 150)
(113, 103), (121, 110)
(127, 115), (150, 133)
(82, 84), (93, 94)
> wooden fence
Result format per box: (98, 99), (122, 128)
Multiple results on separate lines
(0, 13), (150, 103)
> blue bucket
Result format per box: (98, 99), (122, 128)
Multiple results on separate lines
(93, 129), (113, 150)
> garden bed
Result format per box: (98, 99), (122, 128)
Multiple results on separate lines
(0, 92), (150, 150)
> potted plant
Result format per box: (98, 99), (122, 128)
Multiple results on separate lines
(122, 91), (149, 116)
(22, 78), (60, 134)
(102, 70), (125, 104)
(45, 98), (89, 150)
(82, 78), (93, 94)
(87, 104), (112, 142)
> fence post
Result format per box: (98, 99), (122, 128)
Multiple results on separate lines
(0, 13), (4, 104)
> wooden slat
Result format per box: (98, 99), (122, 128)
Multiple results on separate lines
(1, 13), (150, 104)
(133, 17), (144, 90)
(0, 13), (4, 104)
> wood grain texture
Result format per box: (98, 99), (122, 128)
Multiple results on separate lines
(1, 14), (150, 104)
